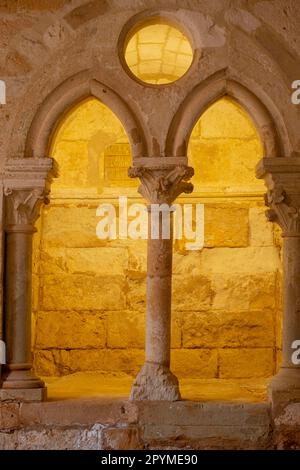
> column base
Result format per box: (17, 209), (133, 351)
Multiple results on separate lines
(1, 364), (45, 390)
(268, 368), (300, 413)
(130, 362), (181, 401)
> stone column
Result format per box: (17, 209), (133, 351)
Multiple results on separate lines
(128, 163), (194, 400)
(1, 159), (55, 401)
(257, 157), (300, 410)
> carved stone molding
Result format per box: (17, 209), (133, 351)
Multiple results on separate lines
(256, 157), (300, 236)
(3, 158), (57, 189)
(128, 165), (194, 204)
(3, 158), (56, 230)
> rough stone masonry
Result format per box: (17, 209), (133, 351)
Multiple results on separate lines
(0, 0), (300, 450)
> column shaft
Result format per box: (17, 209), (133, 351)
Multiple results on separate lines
(2, 227), (44, 391)
(5, 230), (33, 366)
(145, 213), (173, 367)
(128, 163), (194, 401)
(130, 209), (180, 400)
(282, 236), (300, 369)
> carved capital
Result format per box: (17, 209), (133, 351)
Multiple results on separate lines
(4, 187), (49, 229)
(128, 165), (194, 204)
(3, 158), (56, 230)
(265, 189), (300, 236)
(257, 157), (300, 236)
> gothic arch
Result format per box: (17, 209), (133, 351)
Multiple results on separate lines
(24, 70), (148, 160)
(166, 71), (291, 159)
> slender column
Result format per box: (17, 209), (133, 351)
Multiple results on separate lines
(282, 236), (300, 371)
(146, 211), (173, 369)
(266, 204), (300, 406)
(4, 224), (43, 389)
(257, 157), (300, 410)
(2, 189), (46, 392)
(1, 158), (55, 401)
(128, 164), (194, 400)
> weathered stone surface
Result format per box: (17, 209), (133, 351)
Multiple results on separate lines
(204, 205), (249, 247)
(171, 313), (182, 348)
(138, 401), (270, 426)
(0, 426), (103, 450)
(20, 397), (138, 427)
(190, 140), (263, 190)
(40, 247), (128, 275)
(199, 98), (257, 139)
(41, 206), (104, 248)
(171, 349), (218, 378)
(172, 274), (213, 310)
(182, 310), (274, 348)
(0, 397), (274, 450)
(212, 274), (276, 310)
(107, 311), (145, 349)
(200, 247), (280, 274)
(102, 426), (142, 450)
(34, 350), (58, 376)
(126, 277), (146, 311)
(0, 0), (66, 12)
(0, 388), (46, 403)
(139, 401), (270, 449)
(64, 0), (110, 30)
(4, 50), (32, 75)
(107, 310), (180, 348)
(35, 349), (145, 377)
(41, 274), (126, 310)
(142, 423), (270, 448)
(130, 363), (181, 401)
(173, 246), (280, 275)
(35, 311), (106, 349)
(0, 403), (20, 431)
(249, 206), (274, 247)
(127, 241), (147, 274)
(275, 403), (300, 426)
(43, 21), (69, 49)
(219, 348), (274, 379)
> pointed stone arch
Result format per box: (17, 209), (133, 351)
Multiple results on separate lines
(24, 71), (148, 161)
(166, 70), (291, 159)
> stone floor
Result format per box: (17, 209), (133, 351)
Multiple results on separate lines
(45, 372), (269, 402)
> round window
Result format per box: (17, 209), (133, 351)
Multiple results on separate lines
(124, 20), (194, 85)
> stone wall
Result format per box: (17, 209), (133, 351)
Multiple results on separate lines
(31, 97), (283, 380)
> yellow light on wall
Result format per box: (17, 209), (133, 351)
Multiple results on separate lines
(188, 97), (265, 194)
(124, 21), (194, 84)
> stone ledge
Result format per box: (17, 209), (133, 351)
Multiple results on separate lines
(19, 398), (137, 427)
(0, 388), (46, 403)
(0, 397), (273, 450)
(0, 396), (299, 449)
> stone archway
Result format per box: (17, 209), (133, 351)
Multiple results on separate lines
(166, 71), (291, 159)
(1, 66), (300, 410)
(25, 72), (148, 160)
(0, 74), (147, 400)
(163, 72), (300, 409)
